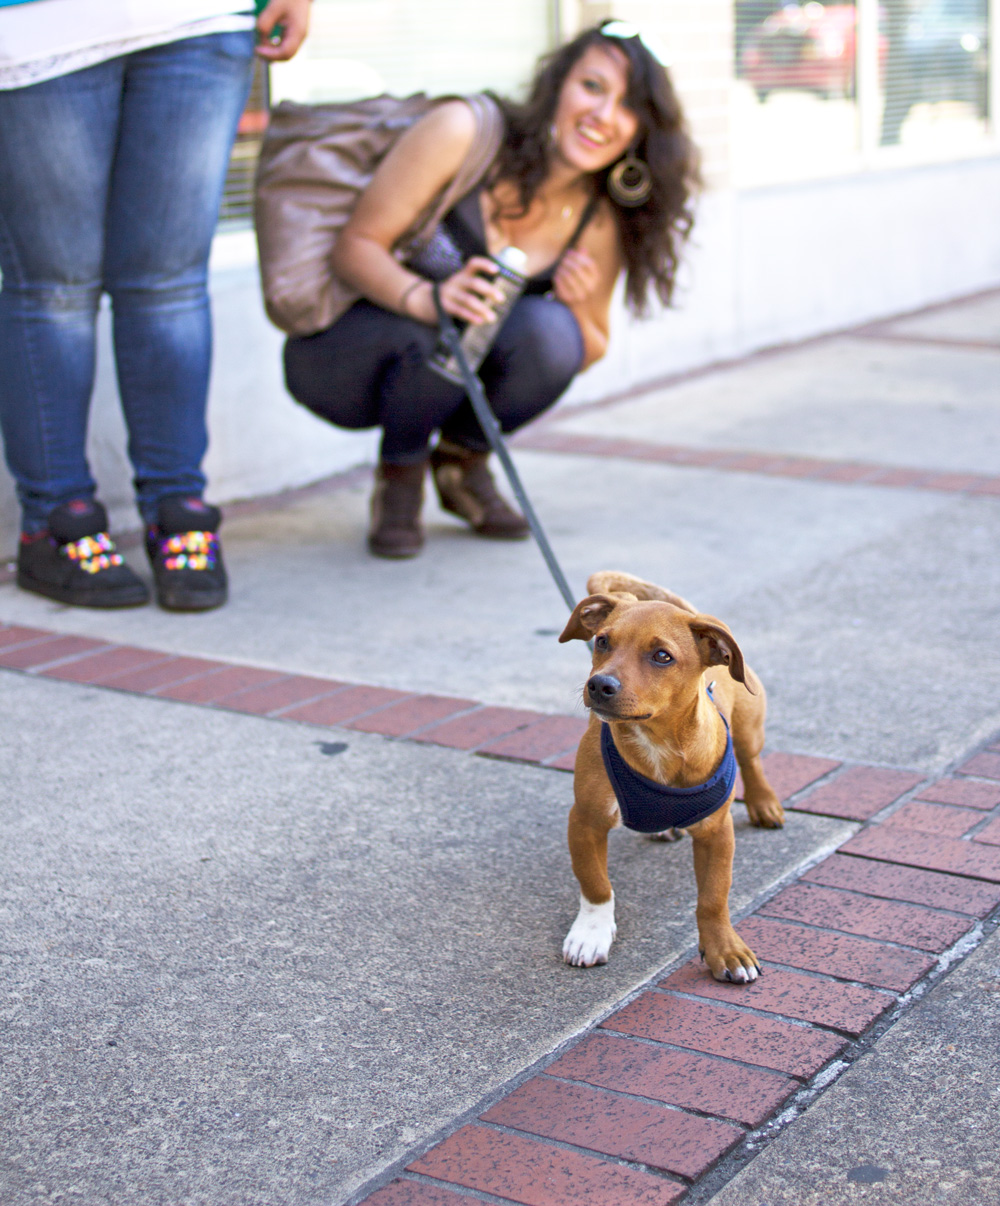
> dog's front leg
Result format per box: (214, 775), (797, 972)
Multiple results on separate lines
(563, 804), (616, 967)
(690, 807), (760, 983)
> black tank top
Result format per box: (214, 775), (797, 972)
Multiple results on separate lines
(408, 187), (597, 294)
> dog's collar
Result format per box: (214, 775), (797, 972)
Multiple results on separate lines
(599, 684), (737, 834)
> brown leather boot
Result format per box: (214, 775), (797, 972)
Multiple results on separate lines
(430, 439), (529, 540)
(368, 461), (427, 558)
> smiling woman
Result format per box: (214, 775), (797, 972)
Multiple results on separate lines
(282, 21), (700, 561)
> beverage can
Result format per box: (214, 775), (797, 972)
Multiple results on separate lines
(428, 247), (528, 386)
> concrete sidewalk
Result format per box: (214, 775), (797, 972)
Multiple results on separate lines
(1, 289), (998, 1205)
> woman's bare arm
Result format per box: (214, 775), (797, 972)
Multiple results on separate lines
(331, 100), (503, 325)
(553, 203), (623, 368)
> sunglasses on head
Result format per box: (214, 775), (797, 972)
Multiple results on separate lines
(599, 19), (671, 67)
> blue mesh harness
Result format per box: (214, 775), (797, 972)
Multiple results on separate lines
(600, 685), (737, 833)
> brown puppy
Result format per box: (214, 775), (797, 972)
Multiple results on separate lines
(559, 571), (784, 981)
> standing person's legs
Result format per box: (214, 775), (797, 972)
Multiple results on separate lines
(105, 30), (254, 608)
(0, 58), (150, 605)
(0, 61), (122, 527)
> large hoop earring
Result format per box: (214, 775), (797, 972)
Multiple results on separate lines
(607, 152), (652, 207)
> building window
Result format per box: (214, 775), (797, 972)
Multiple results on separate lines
(734, 0), (994, 186)
(735, 1), (862, 182)
(878, 0), (989, 150)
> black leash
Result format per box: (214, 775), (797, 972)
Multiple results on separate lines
(432, 285), (578, 614)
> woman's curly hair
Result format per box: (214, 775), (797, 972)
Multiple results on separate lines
(488, 24), (700, 315)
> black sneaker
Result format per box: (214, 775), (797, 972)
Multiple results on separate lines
(17, 499), (149, 608)
(146, 495), (227, 612)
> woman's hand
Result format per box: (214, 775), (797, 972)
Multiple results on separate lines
(552, 248), (601, 306)
(436, 257), (507, 325)
(255, 0), (311, 61)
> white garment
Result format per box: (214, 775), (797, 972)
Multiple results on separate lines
(0, 0), (256, 90)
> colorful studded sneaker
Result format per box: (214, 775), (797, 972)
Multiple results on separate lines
(145, 496), (227, 612)
(17, 499), (149, 609)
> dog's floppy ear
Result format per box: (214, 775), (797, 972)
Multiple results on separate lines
(559, 593), (631, 643)
(690, 614), (755, 693)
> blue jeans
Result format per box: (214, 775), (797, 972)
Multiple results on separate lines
(284, 295), (585, 464)
(0, 31), (255, 532)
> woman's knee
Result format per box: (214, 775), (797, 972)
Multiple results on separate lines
(482, 298), (584, 422)
(494, 297), (584, 389)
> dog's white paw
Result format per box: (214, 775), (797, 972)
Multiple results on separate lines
(563, 894), (616, 967)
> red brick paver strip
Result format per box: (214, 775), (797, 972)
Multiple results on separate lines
(409, 706), (540, 750)
(214, 674), (348, 716)
(883, 799), (982, 837)
(548, 748), (579, 772)
(808, 462), (880, 483)
(971, 816), (1000, 847)
(801, 853), (1000, 917)
(102, 655), (227, 693)
(545, 1032), (795, 1127)
(660, 961), (895, 1037)
(360, 1181), (476, 1205)
(864, 466), (934, 488)
(737, 916), (936, 992)
(155, 664), (285, 704)
(917, 777), (1000, 810)
(958, 751), (1000, 781)
(360, 1182), (478, 1205)
(0, 625), (57, 649)
(921, 472), (989, 492)
(755, 752), (841, 801)
(344, 693), (477, 737)
(37, 644), (170, 684)
(408, 1124), (684, 1206)
(756, 881), (973, 953)
(601, 990), (845, 1078)
(281, 683), (411, 726)
(477, 714), (589, 764)
(512, 428), (1000, 498)
(791, 766), (925, 821)
(0, 633), (108, 670)
(481, 1076), (743, 1180)
(841, 826), (1000, 882)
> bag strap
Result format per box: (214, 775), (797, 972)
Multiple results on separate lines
(565, 193), (600, 252)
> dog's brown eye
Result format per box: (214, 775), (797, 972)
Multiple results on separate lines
(595, 634), (609, 651)
(652, 649), (673, 665)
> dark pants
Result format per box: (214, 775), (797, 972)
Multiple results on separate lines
(283, 293), (585, 464)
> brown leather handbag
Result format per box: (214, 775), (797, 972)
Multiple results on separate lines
(254, 92), (504, 337)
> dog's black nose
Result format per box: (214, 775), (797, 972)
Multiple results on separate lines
(587, 673), (621, 700)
